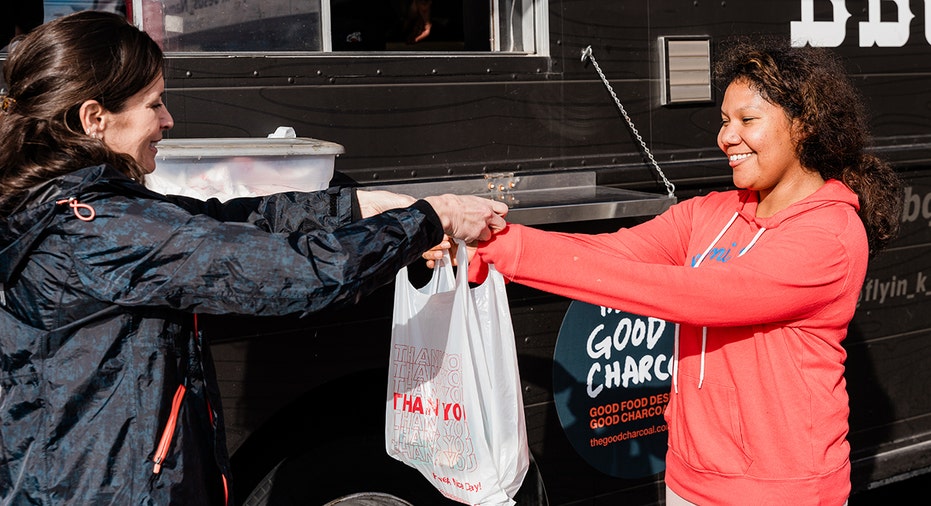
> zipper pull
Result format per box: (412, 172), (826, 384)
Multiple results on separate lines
(56, 197), (96, 222)
(153, 384), (187, 474)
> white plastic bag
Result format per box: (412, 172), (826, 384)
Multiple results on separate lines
(386, 240), (529, 505)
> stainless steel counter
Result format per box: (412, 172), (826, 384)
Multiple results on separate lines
(368, 171), (676, 225)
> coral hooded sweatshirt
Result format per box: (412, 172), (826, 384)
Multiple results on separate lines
(472, 180), (867, 505)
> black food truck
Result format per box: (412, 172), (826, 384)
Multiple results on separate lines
(3, 1), (931, 504)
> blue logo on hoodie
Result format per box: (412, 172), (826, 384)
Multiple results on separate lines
(691, 241), (738, 267)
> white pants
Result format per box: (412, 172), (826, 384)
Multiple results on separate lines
(665, 486), (697, 506)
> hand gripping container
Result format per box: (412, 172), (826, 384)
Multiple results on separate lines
(147, 135), (345, 201)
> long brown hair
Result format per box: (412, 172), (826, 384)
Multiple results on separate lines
(715, 37), (903, 256)
(0, 11), (164, 217)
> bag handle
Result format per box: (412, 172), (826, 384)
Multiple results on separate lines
(453, 239), (471, 289)
(426, 246), (455, 295)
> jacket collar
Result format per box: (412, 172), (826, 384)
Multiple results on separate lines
(0, 165), (152, 283)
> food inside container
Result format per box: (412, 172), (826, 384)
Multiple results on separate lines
(147, 136), (345, 201)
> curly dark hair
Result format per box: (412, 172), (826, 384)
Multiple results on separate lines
(715, 37), (903, 256)
(0, 11), (163, 217)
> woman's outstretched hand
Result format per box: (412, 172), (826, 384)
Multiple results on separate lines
(424, 194), (508, 243)
(356, 190), (506, 263)
(356, 191), (506, 243)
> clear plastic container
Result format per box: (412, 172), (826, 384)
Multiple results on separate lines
(147, 136), (345, 201)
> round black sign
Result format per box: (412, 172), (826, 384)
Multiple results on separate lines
(553, 300), (675, 478)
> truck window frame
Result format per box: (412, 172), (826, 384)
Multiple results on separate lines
(134, 0), (550, 56)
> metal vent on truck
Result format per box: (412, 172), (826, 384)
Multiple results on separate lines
(658, 36), (713, 105)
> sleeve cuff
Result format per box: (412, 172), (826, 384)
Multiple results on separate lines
(412, 199), (445, 244)
(349, 187), (362, 222)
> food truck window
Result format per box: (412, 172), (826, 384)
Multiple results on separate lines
(1, 1), (545, 55)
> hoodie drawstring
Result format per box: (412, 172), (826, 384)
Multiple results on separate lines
(699, 328), (707, 388)
(740, 227), (766, 256)
(673, 212), (766, 391)
(692, 212), (739, 268)
(672, 324), (680, 394)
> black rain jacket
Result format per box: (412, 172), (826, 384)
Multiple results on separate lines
(0, 165), (443, 505)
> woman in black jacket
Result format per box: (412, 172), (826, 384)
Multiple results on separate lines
(0, 11), (506, 505)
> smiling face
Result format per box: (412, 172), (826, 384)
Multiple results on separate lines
(717, 78), (808, 201)
(95, 74), (174, 173)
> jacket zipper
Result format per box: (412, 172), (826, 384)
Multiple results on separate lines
(153, 383), (186, 474)
(194, 313), (230, 505)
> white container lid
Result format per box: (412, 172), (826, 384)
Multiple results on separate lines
(149, 135), (344, 201)
(156, 137), (345, 158)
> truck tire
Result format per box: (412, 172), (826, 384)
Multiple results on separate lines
(323, 493), (414, 506)
(241, 435), (547, 506)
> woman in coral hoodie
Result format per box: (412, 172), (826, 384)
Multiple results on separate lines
(463, 39), (903, 504)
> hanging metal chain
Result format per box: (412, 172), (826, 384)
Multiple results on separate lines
(581, 45), (675, 198)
